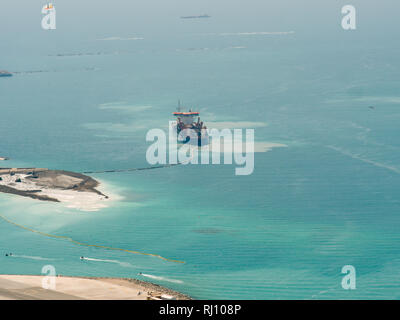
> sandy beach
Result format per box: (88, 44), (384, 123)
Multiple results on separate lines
(0, 275), (190, 300)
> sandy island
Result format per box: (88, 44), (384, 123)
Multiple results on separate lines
(0, 275), (190, 300)
(0, 167), (110, 211)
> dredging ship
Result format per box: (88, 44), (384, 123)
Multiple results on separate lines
(173, 104), (209, 146)
(0, 71), (12, 77)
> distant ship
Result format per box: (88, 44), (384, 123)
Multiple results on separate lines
(180, 14), (211, 19)
(173, 103), (209, 146)
(0, 71), (12, 77)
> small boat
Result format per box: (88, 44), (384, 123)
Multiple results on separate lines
(0, 70), (12, 77)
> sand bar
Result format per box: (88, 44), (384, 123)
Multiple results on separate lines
(0, 168), (110, 211)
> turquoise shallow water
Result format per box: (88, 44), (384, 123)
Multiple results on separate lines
(1, 2), (400, 299)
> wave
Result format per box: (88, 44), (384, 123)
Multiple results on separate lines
(198, 31), (294, 37)
(139, 273), (183, 284)
(80, 257), (133, 267)
(325, 96), (400, 105)
(97, 36), (144, 41)
(12, 70), (51, 74)
(327, 145), (400, 174)
(186, 141), (287, 154)
(207, 121), (268, 129)
(219, 31), (295, 36)
(176, 46), (247, 53)
(353, 96), (400, 104)
(99, 104), (152, 113)
(10, 254), (54, 261)
(49, 52), (117, 57)
(176, 47), (210, 52)
(12, 67), (98, 75)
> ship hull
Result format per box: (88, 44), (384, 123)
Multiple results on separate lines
(174, 124), (209, 146)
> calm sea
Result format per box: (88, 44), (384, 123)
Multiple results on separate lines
(1, 3), (400, 299)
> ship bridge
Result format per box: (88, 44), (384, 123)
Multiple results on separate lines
(173, 111), (200, 125)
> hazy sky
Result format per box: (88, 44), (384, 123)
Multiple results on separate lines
(0, 1), (397, 35)
(0, 0), (398, 54)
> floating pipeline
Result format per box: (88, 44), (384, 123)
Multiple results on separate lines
(0, 214), (185, 264)
(81, 163), (181, 174)
(81, 145), (199, 174)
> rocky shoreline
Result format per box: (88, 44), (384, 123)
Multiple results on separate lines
(72, 276), (192, 300)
